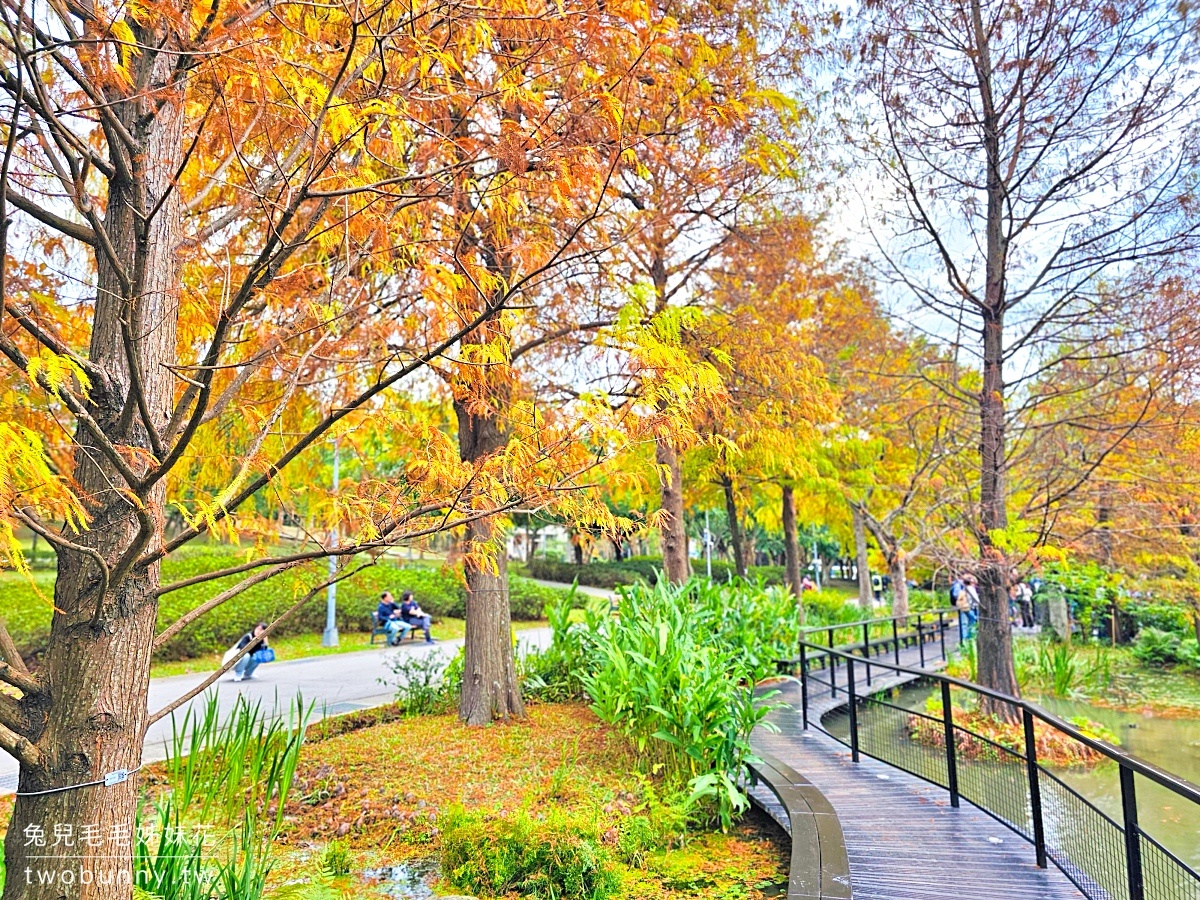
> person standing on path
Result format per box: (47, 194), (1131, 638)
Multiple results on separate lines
(962, 574), (980, 639)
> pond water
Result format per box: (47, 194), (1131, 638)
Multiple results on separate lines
(836, 683), (1200, 868)
(1037, 696), (1200, 868)
(363, 859), (444, 899)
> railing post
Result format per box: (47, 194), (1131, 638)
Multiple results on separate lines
(863, 621), (872, 686)
(828, 628), (837, 698)
(1120, 764), (1145, 900)
(939, 611), (947, 660)
(847, 656), (859, 763)
(958, 608), (965, 644)
(892, 618), (900, 665)
(1023, 708), (1048, 870)
(941, 680), (959, 808)
(917, 615), (926, 667)
(800, 642), (809, 730)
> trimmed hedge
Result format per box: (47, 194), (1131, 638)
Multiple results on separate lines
(0, 548), (569, 662)
(526, 556), (786, 589)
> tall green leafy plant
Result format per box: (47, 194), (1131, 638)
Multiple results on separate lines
(577, 579), (786, 829)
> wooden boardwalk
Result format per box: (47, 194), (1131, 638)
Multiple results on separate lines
(751, 630), (1084, 900)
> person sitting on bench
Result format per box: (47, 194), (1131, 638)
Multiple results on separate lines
(399, 590), (434, 644)
(377, 591), (413, 645)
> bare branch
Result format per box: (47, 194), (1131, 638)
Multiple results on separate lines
(0, 719), (40, 768)
(0, 619), (29, 675)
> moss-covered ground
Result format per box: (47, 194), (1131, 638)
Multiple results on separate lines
(277, 702), (788, 898)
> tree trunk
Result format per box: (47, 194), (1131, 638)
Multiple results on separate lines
(852, 505), (872, 610)
(781, 485), (802, 614)
(4, 52), (183, 900)
(656, 437), (690, 584)
(455, 398), (524, 725)
(721, 475), (747, 579)
(972, 0), (1019, 717)
(888, 552), (909, 618)
(1097, 485), (1113, 569)
(573, 536), (584, 565)
(1049, 589), (1071, 642)
(976, 310), (1019, 714)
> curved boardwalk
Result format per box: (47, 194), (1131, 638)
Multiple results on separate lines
(752, 634), (1084, 900)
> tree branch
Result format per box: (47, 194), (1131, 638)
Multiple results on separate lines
(6, 189), (96, 245)
(0, 719), (40, 768)
(0, 619), (28, 675)
(0, 659), (40, 696)
(147, 561), (374, 726)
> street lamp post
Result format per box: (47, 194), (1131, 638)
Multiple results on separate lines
(704, 510), (712, 579)
(322, 438), (340, 647)
(812, 536), (821, 591)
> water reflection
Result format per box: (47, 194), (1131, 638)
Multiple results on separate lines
(363, 859), (442, 899)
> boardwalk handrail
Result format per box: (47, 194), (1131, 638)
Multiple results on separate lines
(793, 612), (1200, 900)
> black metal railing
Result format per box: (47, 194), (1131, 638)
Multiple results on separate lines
(796, 619), (1200, 900)
(791, 609), (961, 727)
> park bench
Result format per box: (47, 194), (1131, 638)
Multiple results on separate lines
(748, 749), (852, 899)
(370, 612), (421, 645)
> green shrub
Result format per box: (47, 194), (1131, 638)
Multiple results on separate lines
(527, 557), (788, 590)
(383, 648), (464, 715)
(527, 558), (650, 589)
(0, 550), (568, 662)
(509, 575), (576, 619)
(1123, 600), (1191, 636)
(1132, 628), (1200, 668)
(707, 561), (784, 586)
(441, 806), (619, 900)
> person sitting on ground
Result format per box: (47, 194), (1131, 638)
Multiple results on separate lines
(399, 590), (435, 644)
(378, 591), (414, 645)
(800, 574), (816, 592)
(230, 622), (271, 682)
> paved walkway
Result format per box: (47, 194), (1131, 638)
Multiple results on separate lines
(0, 628), (551, 794)
(753, 632), (1083, 899)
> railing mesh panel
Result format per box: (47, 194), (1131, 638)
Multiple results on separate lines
(952, 731), (1032, 841)
(857, 699), (949, 789)
(1142, 831), (1200, 900)
(1038, 768), (1127, 899)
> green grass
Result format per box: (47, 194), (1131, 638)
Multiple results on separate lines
(1011, 635), (1200, 713)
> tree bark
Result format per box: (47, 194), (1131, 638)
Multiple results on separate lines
(976, 306), (1019, 714)
(888, 552), (909, 618)
(781, 485), (802, 614)
(852, 505), (873, 610)
(455, 397), (525, 725)
(721, 474), (747, 579)
(656, 437), (690, 584)
(4, 47), (183, 900)
(1097, 485), (1113, 569)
